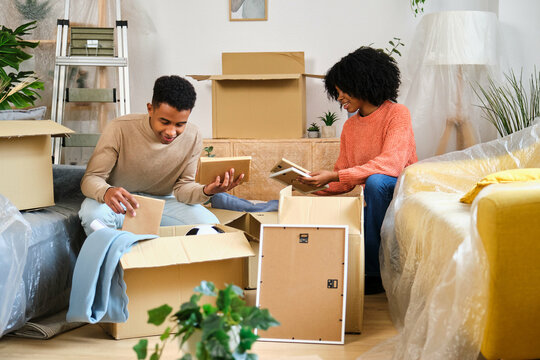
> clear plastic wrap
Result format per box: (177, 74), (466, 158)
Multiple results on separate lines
(0, 195), (31, 337)
(403, 11), (501, 160)
(359, 123), (540, 360)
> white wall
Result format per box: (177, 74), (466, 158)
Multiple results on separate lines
(122, 0), (539, 140)
(124, 0), (419, 138)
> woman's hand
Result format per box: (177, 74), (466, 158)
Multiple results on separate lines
(203, 168), (245, 195)
(298, 170), (339, 188)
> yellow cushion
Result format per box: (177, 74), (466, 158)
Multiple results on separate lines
(460, 168), (540, 204)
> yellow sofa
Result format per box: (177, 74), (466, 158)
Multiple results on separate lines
(379, 124), (540, 360)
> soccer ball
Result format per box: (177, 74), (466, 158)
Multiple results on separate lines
(185, 224), (225, 236)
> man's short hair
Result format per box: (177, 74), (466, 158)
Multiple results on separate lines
(324, 46), (401, 106)
(152, 75), (196, 111)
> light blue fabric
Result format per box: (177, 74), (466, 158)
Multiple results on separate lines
(210, 193), (278, 212)
(66, 227), (157, 324)
(79, 193), (219, 235)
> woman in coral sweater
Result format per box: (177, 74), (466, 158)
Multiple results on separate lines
(299, 46), (418, 294)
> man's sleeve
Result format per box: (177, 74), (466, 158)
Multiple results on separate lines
(172, 132), (211, 204)
(80, 124), (120, 202)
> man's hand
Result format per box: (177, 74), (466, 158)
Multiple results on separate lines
(203, 168), (245, 195)
(298, 170), (339, 188)
(104, 186), (139, 216)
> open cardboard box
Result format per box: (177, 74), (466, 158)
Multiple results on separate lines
(278, 186), (365, 333)
(189, 52), (323, 139)
(100, 224), (254, 339)
(208, 207), (278, 289)
(0, 120), (74, 210)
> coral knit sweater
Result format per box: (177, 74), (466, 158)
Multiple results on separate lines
(318, 100), (417, 195)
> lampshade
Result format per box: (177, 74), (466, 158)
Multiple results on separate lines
(422, 11), (498, 65)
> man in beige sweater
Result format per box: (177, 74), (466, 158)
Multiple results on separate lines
(79, 75), (243, 235)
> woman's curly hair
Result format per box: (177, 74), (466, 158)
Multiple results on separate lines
(324, 46), (401, 106)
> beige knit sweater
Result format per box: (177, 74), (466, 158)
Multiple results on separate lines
(81, 113), (209, 204)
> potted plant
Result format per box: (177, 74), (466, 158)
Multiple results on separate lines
(307, 122), (320, 138)
(0, 21), (43, 110)
(473, 67), (540, 137)
(318, 111), (339, 138)
(133, 281), (279, 360)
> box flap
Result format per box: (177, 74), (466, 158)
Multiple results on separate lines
(222, 52), (305, 74)
(207, 208), (248, 225)
(278, 186), (363, 234)
(304, 73), (325, 79)
(189, 74), (302, 81)
(0, 120), (74, 138)
(120, 225), (254, 269)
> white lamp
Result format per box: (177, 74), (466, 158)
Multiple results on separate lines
(417, 11), (498, 155)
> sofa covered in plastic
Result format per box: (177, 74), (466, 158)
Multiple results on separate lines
(371, 124), (540, 360)
(0, 165), (86, 337)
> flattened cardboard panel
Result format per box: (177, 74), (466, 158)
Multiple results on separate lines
(108, 258), (244, 339)
(346, 234), (364, 333)
(122, 195), (165, 235)
(0, 136), (54, 210)
(212, 79), (305, 139)
(257, 225), (347, 343)
(222, 52), (305, 75)
(232, 140), (311, 201)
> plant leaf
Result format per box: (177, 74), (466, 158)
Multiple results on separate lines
(194, 281), (217, 296)
(133, 339), (148, 360)
(148, 304), (173, 326)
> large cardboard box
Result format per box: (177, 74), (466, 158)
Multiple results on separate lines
(256, 225), (348, 344)
(208, 208), (278, 289)
(189, 52), (323, 139)
(0, 120), (74, 210)
(101, 224), (254, 339)
(278, 186), (365, 333)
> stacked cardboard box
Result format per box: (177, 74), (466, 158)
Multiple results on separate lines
(189, 52), (323, 139)
(0, 120), (73, 210)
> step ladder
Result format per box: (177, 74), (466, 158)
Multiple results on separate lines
(51, 0), (130, 164)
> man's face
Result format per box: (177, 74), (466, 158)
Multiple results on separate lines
(147, 103), (191, 144)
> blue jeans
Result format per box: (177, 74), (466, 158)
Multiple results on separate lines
(364, 174), (397, 277)
(79, 193), (219, 235)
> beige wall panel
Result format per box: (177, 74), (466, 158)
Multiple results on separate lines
(232, 140), (311, 200)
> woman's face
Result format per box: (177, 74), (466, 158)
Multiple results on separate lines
(336, 86), (363, 113)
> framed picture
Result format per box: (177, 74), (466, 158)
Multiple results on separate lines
(229, 0), (267, 21)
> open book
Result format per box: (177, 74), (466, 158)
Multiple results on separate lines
(195, 156), (251, 185)
(269, 158), (329, 194)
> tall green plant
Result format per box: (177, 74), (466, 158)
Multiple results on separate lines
(473, 68), (540, 137)
(0, 21), (43, 110)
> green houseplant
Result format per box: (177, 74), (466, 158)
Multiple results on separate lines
(133, 281), (279, 360)
(318, 111), (339, 138)
(473, 67), (540, 137)
(0, 21), (43, 110)
(307, 122), (320, 138)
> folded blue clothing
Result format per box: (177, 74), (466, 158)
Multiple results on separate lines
(210, 193), (278, 212)
(66, 228), (157, 324)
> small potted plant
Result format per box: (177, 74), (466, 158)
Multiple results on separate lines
(318, 111), (339, 138)
(307, 122), (321, 138)
(133, 281), (279, 360)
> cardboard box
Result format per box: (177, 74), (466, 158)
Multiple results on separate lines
(101, 224), (254, 339)
(208, 208), (278, 289)
(278, 186), (365, 333)
(0, 120), (74, 210)
(256, 225), (348, 344)
(189, 52), (323, 139)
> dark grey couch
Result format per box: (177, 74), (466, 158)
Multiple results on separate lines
(1, 165), (87, 336)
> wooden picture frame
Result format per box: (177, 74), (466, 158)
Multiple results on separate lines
(229, 0), (267, 21)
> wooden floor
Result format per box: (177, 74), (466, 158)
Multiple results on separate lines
(0, 293), (397, 360)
